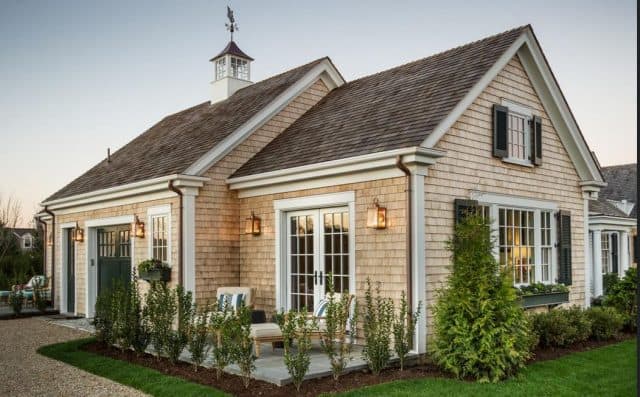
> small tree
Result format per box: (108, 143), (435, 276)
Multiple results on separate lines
(232, 304), (256, 389)
(320, 275), (356, 381)
(393, 291), (421, 371)
(282, 308), (316, 391)
(210, 305), (235, 379)
(146, 282), (177, 359)
(166, 285), (193, 363)
(361, 278), (394, 375)
(430, 214), (532, 383)
(129, 276), (150, 355)
(188, 303), (211, 371)
(94, 287), (114, 344)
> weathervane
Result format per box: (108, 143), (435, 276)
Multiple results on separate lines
(225, 6), (238, 41)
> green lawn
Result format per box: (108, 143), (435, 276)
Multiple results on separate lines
(337, 339), (637, 397)
(37, 338), (228, 397)
(38, 338), (636, 397)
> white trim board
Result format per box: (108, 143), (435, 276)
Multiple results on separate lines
(186, 58), (345, 176)
(470, 191), (558, 210)
(228, 147), (445, 197)
(41, 174), (207, 211)
(421, 28), (603, 183)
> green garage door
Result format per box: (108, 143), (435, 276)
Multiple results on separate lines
(97, 226), (131, 294)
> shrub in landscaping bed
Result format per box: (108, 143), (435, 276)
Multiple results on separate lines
(586, 307), (624, 341)
(8, 289), (23, 315)
(165, 286), (193, 364)
(320, 275), (356, 381)
(232, 304), (256, 389)
(362, 278), (394, 375)
(603, 268), (638, 332)
(393, 290), (421, 371)
(210, 306), (236, 379)
(187, 303), (210, 371)
(281, 308), (316, 391)
(602, 273), (619, 295)
(430, 214), (532, 383)
(146, 281), (177, 359)
(531, 306), (591, 348)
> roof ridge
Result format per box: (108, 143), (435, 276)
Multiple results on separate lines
(341, 25), (530, 87)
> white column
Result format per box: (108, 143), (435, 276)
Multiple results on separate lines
(182, 189), (197, 296)
(583, 195), (591, 307)
(620, 231), (630, 274)
(592, 230), (603, 297)
(410, 170), (426, 354)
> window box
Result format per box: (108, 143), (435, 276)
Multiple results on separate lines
(139, 268), (171, 282)
(520, 291), (569, 308)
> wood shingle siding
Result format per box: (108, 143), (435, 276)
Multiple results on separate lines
(424, 55), (585, 326)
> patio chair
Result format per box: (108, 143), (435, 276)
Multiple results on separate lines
(307, 293), (356, 342)
(12, 275), (49, 307)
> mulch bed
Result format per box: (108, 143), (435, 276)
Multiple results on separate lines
(83, 334), (635, 397)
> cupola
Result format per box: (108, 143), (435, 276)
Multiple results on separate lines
(210, 7), (253, 104)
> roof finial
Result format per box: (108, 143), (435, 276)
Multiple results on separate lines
(225, 6), (238, 41)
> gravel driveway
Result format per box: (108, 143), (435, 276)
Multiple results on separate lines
(0, 317), (148, 397)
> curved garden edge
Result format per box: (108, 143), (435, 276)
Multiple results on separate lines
(37, 335), (636, 397)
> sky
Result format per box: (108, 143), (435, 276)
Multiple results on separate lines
(0, 0), (636, 227)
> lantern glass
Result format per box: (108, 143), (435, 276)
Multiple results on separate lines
(367, 204), (387, 229)
(73, 227), (84, 242)
(245, 213), (261, 235)
(135, 221), (145, 238)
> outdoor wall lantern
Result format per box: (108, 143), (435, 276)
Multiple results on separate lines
(46, 232), (53, 246)
(72, 224), (84, 242)
(245, 211), (261, 235)
(366, 198), (387, 229)
(133, 216), (145, 238)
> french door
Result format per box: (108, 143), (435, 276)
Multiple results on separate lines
(286, 207), (352, 312)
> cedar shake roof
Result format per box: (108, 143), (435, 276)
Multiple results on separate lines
(232, 26), (529, 178)
(45, 58), (325, 201)
(210, 40), (254, 61)
(9, 228), (35, 237)
(593, 163), (637, 217)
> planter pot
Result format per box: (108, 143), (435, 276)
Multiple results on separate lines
(520, 291), (569, 308)
(139, 268), (171, 282)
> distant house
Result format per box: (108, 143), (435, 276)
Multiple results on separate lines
(8, 228), (36, 251)
(38, 25), (607, 354)
(588, 163), (637, 296)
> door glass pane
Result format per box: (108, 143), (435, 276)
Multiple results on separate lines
(323, 211), (350, 293)
(290, 215), (314, 312)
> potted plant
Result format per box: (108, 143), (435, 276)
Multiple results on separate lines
(138, 259), (171, 282)
(516, 282), (569, 308)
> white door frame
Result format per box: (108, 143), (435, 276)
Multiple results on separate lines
(59, 222), (77, 316)
(274, 192), (356, 312)
(85, 215), (135, 317)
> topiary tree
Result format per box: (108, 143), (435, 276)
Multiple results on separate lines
(430, 214), (533, 383)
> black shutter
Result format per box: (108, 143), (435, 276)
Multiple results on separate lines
(493, 104), (508, 158)
(532, 116), (543, 165)
(454, 199), (479, 225)
(611, 233), (619, 274)
(557, 210), (572, 285)
(633, 235), (638, 264)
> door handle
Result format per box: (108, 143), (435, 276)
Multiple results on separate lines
(314, 270), (318, 285)
(319, 271), (323, 286)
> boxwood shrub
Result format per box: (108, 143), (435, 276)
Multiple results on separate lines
(586, 306), (624, 341)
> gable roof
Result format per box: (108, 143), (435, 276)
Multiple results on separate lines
(44, 58), (327, 202)
(232, 26), (527, 178)
(599, 163), (637, 217)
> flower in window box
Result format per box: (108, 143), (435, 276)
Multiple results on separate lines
(138, 259), (171, 282)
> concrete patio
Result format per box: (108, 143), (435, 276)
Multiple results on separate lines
(44, 316), (384, 386)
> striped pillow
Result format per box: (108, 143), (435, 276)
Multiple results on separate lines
(314, 299), (329, 318)
(230, 293), (245, 311)
(218, 294), (232, 311)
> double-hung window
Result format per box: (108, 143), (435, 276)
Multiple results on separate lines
(148, 206), (171, 264)
(473, 194), (557, 286)
(507, 113), (529, 161)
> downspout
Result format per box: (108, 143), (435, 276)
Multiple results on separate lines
(168, 181), (183, 286)
(42, 206), (55, 308)
(395, 156), (413, 324)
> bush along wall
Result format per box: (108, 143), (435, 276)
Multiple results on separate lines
(430, 214), (533, 383)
